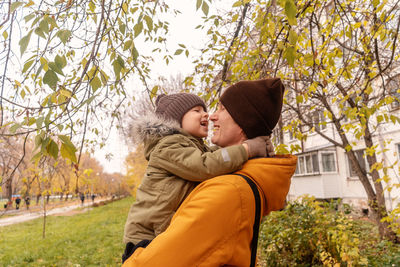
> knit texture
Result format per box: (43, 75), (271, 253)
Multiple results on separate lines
(220, 78), (285, 138)
(155, 93), (207, 125)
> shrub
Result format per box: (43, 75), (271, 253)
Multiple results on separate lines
(258, 196), (367, 266)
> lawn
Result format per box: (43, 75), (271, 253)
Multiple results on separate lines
(0, 197), (133, 266)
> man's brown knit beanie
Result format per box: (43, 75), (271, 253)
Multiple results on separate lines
(220, 78), (285, 138)
(155, 93), (207, 125)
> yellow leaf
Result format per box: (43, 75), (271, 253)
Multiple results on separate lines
(25, 0), (35, 7)
(122, 2), (128, 13)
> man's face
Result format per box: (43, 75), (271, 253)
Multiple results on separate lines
(210, 103), (246, 147)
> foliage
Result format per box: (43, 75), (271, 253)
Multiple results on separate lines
(0, 197), (132, 266)
(258, 196), (367, 266)
(186, 0), (400, 240)
(124, 144), (147, 197)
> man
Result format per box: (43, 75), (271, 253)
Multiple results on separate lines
(123, 78), (297, 267)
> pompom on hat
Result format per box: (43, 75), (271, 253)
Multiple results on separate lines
(155, 93), (207, 125)
(220, 78), (285, 138)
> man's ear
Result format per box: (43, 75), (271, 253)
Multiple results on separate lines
(239, 128), (248, 143)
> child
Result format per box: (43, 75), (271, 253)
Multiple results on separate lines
(122, 93), (269, 262)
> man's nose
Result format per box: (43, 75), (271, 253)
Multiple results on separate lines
(209, 112), (217, 121)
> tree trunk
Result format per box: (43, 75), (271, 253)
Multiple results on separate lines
(5, 177), (12, 205)
(364, 127), (398, 242)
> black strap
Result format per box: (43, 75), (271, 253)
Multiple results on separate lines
(234, 174), (262, 267)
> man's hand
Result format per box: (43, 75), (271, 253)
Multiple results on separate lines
(243, 136), (274, 158)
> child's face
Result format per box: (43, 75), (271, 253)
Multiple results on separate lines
(181, 105), (209, 138)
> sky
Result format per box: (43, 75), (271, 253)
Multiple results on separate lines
(94, 1), (226, 174)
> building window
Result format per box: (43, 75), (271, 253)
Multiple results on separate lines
(272, 127), (282, 144)
(294, 150), (338, 176)
(347, 149), (367, 177)
(311, 110), (327, 132)
(388, 78), (400, 110)
(295, 152), (320, 176)
(321, 152), (336, 172)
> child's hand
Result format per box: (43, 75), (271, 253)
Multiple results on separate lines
(243, 136), (270, 158)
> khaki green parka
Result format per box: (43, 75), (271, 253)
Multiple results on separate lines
(123, 114), (248, 244)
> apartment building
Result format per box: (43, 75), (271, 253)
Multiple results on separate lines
(280, 79), (400, 212)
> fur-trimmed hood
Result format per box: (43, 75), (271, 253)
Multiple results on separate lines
(129, 113), (183, 159)
(130, 113), (181, 144)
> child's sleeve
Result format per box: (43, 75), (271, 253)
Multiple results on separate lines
(150, 136), (248, 182)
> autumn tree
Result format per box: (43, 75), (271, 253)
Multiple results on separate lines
(0, 0), (194, 194)
(124, 144), (147, 197)
(186, 0), (400, 241)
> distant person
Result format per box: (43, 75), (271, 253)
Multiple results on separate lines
(15, 197), (21, 210)
(25, 196), (30, 210)
(91, 194), (96, 202)
(80, 193), (85, 205)
(122, 92), (270, 262)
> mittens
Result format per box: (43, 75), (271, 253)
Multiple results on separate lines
(243, 136), (275, 158)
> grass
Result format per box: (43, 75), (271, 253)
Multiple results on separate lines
(0, 197), (133, 267)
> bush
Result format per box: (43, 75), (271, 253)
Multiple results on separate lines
(258, 196), (367, 266)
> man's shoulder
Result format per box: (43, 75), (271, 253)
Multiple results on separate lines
(199, 173), (249, 191)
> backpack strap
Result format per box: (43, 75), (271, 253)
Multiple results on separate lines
(234, 174), (262, 267)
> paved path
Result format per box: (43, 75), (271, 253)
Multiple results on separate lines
(0, 198), (110, 227)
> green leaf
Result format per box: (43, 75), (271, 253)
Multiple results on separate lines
(47, 139), (59, 160)
(36, 116), (44, 129)
(202, 1), (209, 16)
(19, 30), (33, 55)
(58, 135), (76, 149)
(233, 1), (242, 7)
(24, 13), (36, 23)
(133, 22), (143, 38)
(123, 39), (133, 51)
(9, 123), (21, 134)
(60, 89), (72, 98)
(284, 46), (296, 66)
(59, 137), (77, 163)
(144, 15), (153, 31)
(49, 62), (64, 75)
(60, 143), (77, 163)
(285, 0), (297, 26)
(174, 49), (183, 55)
(288, 29), (298, 45)
(56, 29), (71, 44)
(2, 31), (8, 40)
(11, 2), (24, 12)
(55, 55), (67, 69)
(112, 58), (123, 79)
(132, 44), (139, 62)
(22, 59), (34, 73)
(345, 144), (352, 152)
(150, 85), (159, 98)
(90, 76), (102, 92)
(43, 70), (59, 88)
(39, 19), (49, 35)
(34, 27), (46, 39)
(196, 0), (202, 10)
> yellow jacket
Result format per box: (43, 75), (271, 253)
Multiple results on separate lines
(123, 155), (297, 267)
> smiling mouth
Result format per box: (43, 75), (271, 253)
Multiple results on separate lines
(200, 121), (208, 127)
